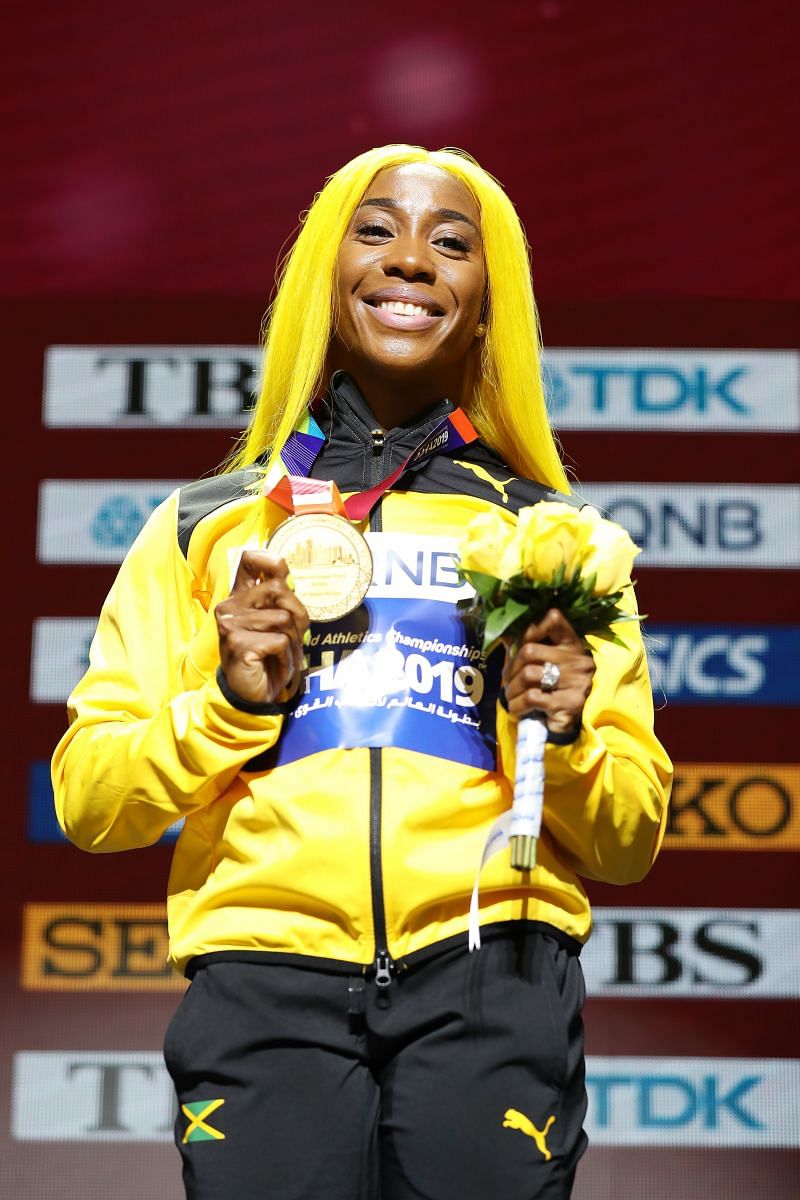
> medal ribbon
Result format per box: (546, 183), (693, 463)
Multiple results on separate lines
(264, 406), (478, 520)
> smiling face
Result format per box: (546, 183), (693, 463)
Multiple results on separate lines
(330, 163), (486, 422)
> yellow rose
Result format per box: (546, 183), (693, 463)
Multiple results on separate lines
(516, 502), (590, 582)
(580, 505), (641, 594)
(458, 510), (519, 578)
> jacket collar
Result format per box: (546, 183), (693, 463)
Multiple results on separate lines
(324, 371), (454, 446)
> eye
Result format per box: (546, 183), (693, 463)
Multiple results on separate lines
(435, 232), (471, 254)
(356, 221), (392, 240)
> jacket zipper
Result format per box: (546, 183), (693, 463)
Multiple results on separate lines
(368, 425), (393, 989)
(363, 412), (444, 989)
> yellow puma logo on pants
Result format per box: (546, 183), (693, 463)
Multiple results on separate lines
(502, 1108), (556, 1161)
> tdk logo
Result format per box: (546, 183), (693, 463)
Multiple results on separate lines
(587, 1072), (761, 1130)
(541, 349), (798, 431)
(583, 1056), (800, 1145)
(549, 365), (747, 414)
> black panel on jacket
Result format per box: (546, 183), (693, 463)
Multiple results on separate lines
(177, 471), (259, 558)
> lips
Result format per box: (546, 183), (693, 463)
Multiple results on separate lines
(362, 289), (444, 331)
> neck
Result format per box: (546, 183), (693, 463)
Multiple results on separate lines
(359, 380), (445, 430)
(327, 362), (471, 431)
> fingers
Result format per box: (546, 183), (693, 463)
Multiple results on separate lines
(224, 553), (308, 636)
(231, 550), (289, 593)
(503, 610), (595, 731)
(216, 551), (310, 705)
(518, 608), (585, 651)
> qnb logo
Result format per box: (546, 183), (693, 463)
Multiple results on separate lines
(91, 494), (167, 549)
(648, 632), (767, 699)
(602, 497), (761, 553)
(578, 485), (800, 569)
(588, 1073), (762, 1131)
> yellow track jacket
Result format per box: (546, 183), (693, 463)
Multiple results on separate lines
(53, 375), (672, 976)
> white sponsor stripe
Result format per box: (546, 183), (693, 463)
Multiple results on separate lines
(12, 1052), (800, 1145)
(584, 1057), (800, 1146)
(579, 484), (800, 568)
(30, 618), (96, 703)
(585, 908), (800, 997)
(37, 481), (185, 564)
(43, 346), (261, 427)
(366, 534), (471, 602)
(36, 478), (800, 570)
(12, 1053), (173, 1141)
(44, 347), (800, 431)
(543, 348), (799, 431)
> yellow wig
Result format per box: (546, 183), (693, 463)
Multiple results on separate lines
(227, 145), (569, 493)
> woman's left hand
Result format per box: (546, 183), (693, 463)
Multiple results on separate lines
(502, 608), (596, 736)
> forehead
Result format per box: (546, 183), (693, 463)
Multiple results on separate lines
(361, 163), (481, 226)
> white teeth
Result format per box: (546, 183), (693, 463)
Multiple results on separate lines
(377, 300), (432, 317)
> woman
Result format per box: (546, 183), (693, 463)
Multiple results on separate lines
(53, 145), (672, 1200)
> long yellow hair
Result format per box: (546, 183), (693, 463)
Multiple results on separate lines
(226, 145), (569, 492)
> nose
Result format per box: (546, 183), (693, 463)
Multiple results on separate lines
(383, 235), (435, 283)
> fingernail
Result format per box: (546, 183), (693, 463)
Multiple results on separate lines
(303, 629), (311, 646)
(286, 574), (295, 591)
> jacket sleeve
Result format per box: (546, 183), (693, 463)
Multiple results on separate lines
(495, 585), (672, 885)
(51, 490), (285, 854)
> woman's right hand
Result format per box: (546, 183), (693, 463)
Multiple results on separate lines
(215, 551), (310, 704)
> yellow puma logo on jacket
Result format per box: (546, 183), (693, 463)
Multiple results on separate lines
(502, 1108), (556, 1161)
(452, 458), (515, 503)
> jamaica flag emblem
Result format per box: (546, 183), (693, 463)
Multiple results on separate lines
(182, 1098), (226, 1144)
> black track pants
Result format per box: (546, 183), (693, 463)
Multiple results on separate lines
(163, 931), (588, 1199)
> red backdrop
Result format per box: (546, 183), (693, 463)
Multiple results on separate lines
(2, 2), (798, 1196)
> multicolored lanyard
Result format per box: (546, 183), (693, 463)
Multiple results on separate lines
(264, 405), (478, 520)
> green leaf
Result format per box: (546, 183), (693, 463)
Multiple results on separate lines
(483, 597), (530, 648)
(460, 569), (500, 602)
(590, 625), (635, 649)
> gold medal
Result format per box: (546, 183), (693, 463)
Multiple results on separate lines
(267, 512), (372, 621)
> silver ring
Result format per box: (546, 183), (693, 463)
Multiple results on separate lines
(540, 661), (561, 693)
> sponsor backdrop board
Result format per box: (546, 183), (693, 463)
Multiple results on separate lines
(37, 478), (800, 569)
(11, 310), (800, 1200)
(37, 481), (187, 564)
(6, 1), (800, 1190)
(5, 4), (799, 1194)
(18, 902), (800, 999)
(28, 617), (800, 708)
(43, 347), (800, 432)
(11, 1052), (800, 1147)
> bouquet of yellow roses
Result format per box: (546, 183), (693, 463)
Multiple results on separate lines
(457, 500), (640, 871)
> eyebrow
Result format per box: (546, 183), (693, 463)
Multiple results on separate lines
(357, 197), (480, 235)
